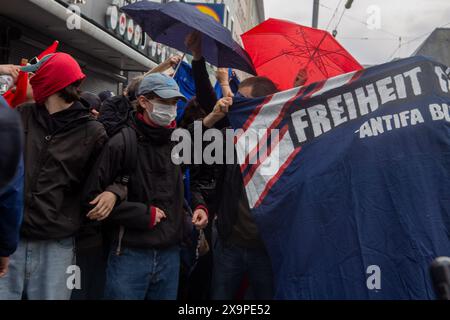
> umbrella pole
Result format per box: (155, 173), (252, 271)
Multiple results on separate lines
(172, 53), (186, 78)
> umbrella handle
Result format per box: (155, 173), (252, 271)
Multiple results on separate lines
(172, 53), (186, 78)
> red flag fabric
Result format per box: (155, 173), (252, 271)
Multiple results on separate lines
(3, 41), (59, 108)
(3, 88), (16, 107)
(38, 40), (59, 60)
(4, 59), (28, 108)
(241, 18), (363, 91)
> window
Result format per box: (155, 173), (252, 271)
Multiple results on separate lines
(225, 7), (230, 28)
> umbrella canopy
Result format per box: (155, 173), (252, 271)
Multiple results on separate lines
(122, 1), (256, 75)
(241, 18), (363, 90)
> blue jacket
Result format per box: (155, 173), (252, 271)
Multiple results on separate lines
(0, 96), (24, 257)
(0, 96), (22, 188)
(0, 160), (24, 257)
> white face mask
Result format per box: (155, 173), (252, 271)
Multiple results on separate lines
(147, 100), (177, 127)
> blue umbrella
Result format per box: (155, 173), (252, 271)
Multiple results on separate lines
(122, 1), (256, 75)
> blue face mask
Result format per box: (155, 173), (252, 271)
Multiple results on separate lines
(147, 100), (177, 127)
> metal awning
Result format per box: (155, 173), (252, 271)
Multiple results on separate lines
(1, 0), (157, 72)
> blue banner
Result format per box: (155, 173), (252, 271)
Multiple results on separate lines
(228, 56), (450, 299)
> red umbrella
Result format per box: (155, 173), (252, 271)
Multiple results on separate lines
(241, 18), (363, 91)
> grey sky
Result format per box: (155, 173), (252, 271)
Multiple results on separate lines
(263, 0), (450, 66)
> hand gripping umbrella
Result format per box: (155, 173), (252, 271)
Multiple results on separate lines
(122, 1), (256, 75)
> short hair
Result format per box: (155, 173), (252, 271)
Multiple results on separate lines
(58, 80), (82, 103)
(126, 76), (144, 102)
(239, 76), (279, 98)
(136, 91), (159, 114)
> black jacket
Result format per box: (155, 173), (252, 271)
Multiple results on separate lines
(190, 59), (263, 247)
(188, 58), (227, 209)
(18, 102), (107, 240)
(192, 57), (229, 129)
(83, 113), (205, 250)
(189, 124), (258, 245)
(98, 95), (133, 137)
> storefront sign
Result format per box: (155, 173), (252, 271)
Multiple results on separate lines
(189, 3), (226, 24)
(106, 0), (181, 63)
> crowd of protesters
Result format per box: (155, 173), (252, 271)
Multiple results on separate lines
(0, 31), (308, 300)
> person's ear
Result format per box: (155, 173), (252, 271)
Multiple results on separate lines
(138, 96), (150, 111)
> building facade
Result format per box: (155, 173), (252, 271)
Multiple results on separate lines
(412, 28), (450, 68)
(222, 0), (265, 43)
(196, 0), (265, 42)
(0, 0), (265, 94)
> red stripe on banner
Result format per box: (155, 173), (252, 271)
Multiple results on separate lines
(268, 86), (308, 129)
(243, 125), (289, 187)
(240, 128), (270, 172)
(237, 95), (273, 138)
(303, 80), (326, 99)
(240, 87), (306, 172)
(264, 82), (324, 137)
(240, 81), (324, 181)
(253, 146), (302, 208)
(349, 70), (364, 84)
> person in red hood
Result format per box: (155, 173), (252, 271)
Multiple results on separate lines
(0, 52), (110, 300)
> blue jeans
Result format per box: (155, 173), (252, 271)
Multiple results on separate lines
(104, 246), (180, 300)
(0, 237), (75, 300)
(211, 238), (274, 300)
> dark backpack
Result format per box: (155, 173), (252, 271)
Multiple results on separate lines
(98, 96), (138, 185)
(116, 127), (138, 186)
(99, 95), (133, 137)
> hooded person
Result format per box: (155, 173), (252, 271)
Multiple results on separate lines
(98, 90), (115, 103)
(82, 73), (209, 300)
(81, 91), (102, 119)
(0, 52), (109, 300)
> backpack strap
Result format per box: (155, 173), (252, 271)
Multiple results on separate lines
(21, 105), (34, 136)
(117, 127), (138, 185)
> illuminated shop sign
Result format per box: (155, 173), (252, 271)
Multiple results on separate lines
(106, 0), (175, 63)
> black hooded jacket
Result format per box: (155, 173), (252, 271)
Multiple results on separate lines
(83, 112), (206, 250)
(18, 101), (107, 239)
